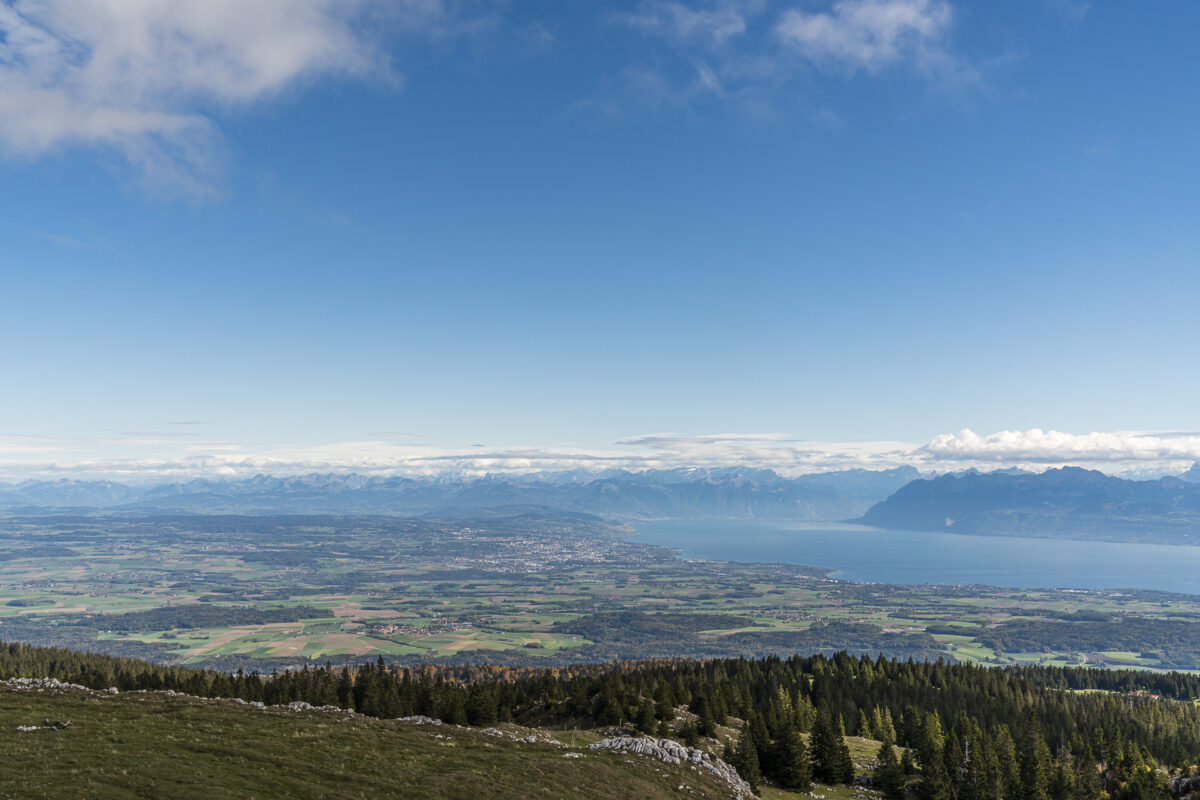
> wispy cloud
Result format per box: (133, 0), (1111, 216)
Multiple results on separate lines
(1041, 0), (1089, 22)
(594, 0), (977, 118)
(3, 427), (1200, 483)
(775, 0), (955, 75)
(9, 222), (106, 249)
(0, 1), (486, 195)
(620, 0), (764, 47)
(921, 428), (1200, 467)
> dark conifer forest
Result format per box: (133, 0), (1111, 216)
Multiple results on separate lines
(6, 641), (1199, 798)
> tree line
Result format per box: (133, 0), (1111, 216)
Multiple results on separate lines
(2, 641), (1197, 798)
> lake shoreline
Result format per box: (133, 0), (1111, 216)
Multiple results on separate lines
(628, 519), (1200, 596)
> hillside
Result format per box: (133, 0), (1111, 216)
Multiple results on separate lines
(860, 467), (1200, 543)
(0, 681), (742, 800)
(0, 468), (920, 521)
(4, 641), (1200, 800)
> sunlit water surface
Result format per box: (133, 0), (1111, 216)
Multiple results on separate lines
(630, 520), (1200, 595)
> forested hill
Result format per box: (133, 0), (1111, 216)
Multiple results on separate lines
(860, 467), (1200, 543)
(0, 467), (920, 520)
(4, 641), (1200, 799)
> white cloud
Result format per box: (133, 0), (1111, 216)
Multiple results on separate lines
(621, 0), (764, 46)
(1042, 0), (1088, 22)
(775, 0), (953, 74)
(3, 428), (1200, 482)
(0, 0), (417, 193)
(0, 430), (916, 481)
(922, 428), (1200, 467)
(597, 0), (974, 119)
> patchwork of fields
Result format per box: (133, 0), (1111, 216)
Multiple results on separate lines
(2, 513), (1200, 670)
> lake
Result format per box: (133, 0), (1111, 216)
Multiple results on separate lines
(631, 520), (1200, 595)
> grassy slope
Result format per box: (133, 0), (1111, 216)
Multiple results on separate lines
(0, 689), (735, 800)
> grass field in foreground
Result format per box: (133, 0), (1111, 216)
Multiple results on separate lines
(0, 688), (744, 800)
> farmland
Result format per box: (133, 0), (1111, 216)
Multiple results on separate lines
(2, 513), (1200, 671)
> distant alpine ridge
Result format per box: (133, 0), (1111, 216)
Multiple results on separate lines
(9, 463), (1200, 539)
(0, 467), (920, 521)
(860, 465), (1200, 544)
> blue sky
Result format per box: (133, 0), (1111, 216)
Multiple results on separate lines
(2, 0), (1199, 479)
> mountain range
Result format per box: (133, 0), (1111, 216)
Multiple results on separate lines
(0, 467), (921, 521)
(8, 463), (1200, 541)
(860, 465), (1200, 543)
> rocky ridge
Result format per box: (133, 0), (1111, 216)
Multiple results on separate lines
(588, 735), (754, 798)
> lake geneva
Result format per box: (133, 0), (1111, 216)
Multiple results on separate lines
(631, 520), (1200, 595)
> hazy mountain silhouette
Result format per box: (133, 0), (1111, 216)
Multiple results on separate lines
(0, 467), (920, 521)
(860, 466), (1200, 543)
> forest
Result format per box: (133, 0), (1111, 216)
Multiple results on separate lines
(4, 640), (1199, 799)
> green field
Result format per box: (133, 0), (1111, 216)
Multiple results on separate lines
(2, 514), (1200, 671)
(0, 686), (744, 800)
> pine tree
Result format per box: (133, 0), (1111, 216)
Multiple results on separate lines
(872, 706), (889, 741)
(944, 724), (967, 800)
(794, 692), (816, 732)
(915, 712), (950, 800)
(653, 682), (674, 721)
(731, 730), (762, 794)
(1048, 755), (1077, 800)
(635, 698), (657, 734)
(811, 703), (855, 784)
(1018, 724), (1051, 800)
(831, 709), (856, 783)
(883, 707), (898, 744)
(693, 694), (718, 737)
(993, 726), (1021, 800)
(466, 684), (498, 726)
(1112, 764), (1167, 800)
(876, 739), (907, 800)
(596, 686), (624, 727)
(773, 726), (813, 791)
(438, 689), (468, 726)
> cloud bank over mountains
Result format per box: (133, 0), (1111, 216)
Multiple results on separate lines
(921, 429), (1200, 465)
(1, 428), (1198, 482)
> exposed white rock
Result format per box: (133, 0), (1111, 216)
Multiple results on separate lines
(398, 715), (443, 726)
(1, 677), (91, 693)
(286, 701), (345, 713)
(587, 736), (753, 798)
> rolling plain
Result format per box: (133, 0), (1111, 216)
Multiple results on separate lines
(2, 513), (1199, 673)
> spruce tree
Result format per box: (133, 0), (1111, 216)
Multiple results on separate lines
(872, 706), (889, 741)
(731, 731), (762, 794)
(1018, 724), (1051, 800)
(915, 712), (951, 800)
(811, 704), (838, 783)
(635, 698), (657, 734)
(831, 709), (856, 783)
(811, 703), (855, 784)
(876, 739), (907, 800)
(993, 726), (1021, 800)
(774, 726), (813, 791)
